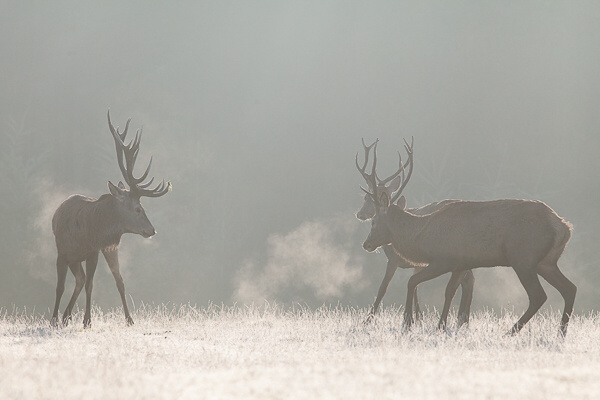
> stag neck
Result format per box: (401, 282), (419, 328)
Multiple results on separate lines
(90, 195), (124, 249)
(385, 205), (429, 266)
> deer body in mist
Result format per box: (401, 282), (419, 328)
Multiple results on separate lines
(51, 111), (170, 328)
(356, 139), (474, 328)
(361, 139), (576, 336)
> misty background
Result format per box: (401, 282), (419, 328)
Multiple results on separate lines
(1, 2), (599, 317)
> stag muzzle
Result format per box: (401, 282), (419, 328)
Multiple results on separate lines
(356, 211), (370, 221)
(141, 229), (156, 238)
(363, 238), (378, 252)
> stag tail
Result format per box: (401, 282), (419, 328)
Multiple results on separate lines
(107, 110), (172, 198)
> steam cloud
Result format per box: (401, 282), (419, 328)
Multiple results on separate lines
(26, 181), (73, 284)
(233, 215), (367, 304)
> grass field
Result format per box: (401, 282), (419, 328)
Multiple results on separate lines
(1, 304), (599, 400)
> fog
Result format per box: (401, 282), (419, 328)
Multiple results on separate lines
(1, 2), (599, 317)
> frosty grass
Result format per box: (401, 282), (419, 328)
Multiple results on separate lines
(1, 304), (599, 400)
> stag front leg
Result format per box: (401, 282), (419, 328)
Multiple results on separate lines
(404, 262), (453, 331)
(457, 270), (475, 328)
(365, 259), (397, 324)
(412, 266), (426, 321)
(83, 252), (99, 328)
(62, 262), (85, 326)
(438, 271), (467, 330)
(102, 248), (134, 326)
(51, 256), (69, 327)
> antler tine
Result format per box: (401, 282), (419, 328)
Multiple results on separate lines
(355, 138), (378, 184)
(137, 177), (155, 189)
(134, 156), (153, 185)
(356, 138), (379, 200)
(376, 150), (405, 185)
(370, 140), (377, 180)
(391, 137), (415, 204)
(108, 110), (131, 182)
(137, 179), (172, 198)
(356, 138), (381, 206)
(122, 139), (156, 189)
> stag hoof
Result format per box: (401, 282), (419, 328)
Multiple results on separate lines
(50, 317), (60, 328)
(363, 313), (375, 325)
(126, 316), (135, 326)
(402, 314), (414, 333)
(83, 317), (91, 329)
(415, 310), (424, 322)
(505, 326), (521, 337)
(457, 315), (470, 329)
(61, 315), (71, 327)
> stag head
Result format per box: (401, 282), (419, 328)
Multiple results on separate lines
(356, 137), (414, 252)
(106, 110), (171, 237)
(355, 138), (413, 220)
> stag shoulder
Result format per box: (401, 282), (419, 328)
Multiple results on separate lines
(52, 194), (123, 261)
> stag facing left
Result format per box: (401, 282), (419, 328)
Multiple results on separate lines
(51, 111), (171, 328)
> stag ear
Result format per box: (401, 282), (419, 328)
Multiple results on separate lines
(108, 181), (127, 200)
(397, 195), (407, 210)
(387, 175), (402, 194)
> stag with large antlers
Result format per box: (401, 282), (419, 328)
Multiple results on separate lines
(356, 139), (474, 328)
(51, 110), (171, 328)
(360, 138), (576, 336)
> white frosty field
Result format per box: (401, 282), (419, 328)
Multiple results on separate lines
(1, 304), (599, 400)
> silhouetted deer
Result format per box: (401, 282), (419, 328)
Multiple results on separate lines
(51, 111), (170, 328)
(356, 139), (473, 328)
(361, 138), (576, 336)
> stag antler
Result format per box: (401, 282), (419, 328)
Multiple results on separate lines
(357, 137), (414, 207)
(355, 138), (379, 195)
(375, 140), (412, 187)
(391, 137), (414, 204)
(107, 110), (171, 198)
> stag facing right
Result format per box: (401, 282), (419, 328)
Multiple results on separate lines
(51, 111), (170, 328)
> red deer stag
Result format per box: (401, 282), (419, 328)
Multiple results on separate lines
(51, 110), (170, 328)
(361, 139), (576, 336)
(356, 138), (474, 328)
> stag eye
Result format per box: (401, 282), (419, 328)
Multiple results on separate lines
(135, 207), (142, 215)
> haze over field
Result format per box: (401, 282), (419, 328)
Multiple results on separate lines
(1, 2), (599, 316)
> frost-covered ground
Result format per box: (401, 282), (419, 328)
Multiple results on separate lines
(1, 304), (599, 400)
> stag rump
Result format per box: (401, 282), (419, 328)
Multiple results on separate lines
(356, 139), (474, 328)
(51, 111), (171, 328)
(359, 138), (576, 336)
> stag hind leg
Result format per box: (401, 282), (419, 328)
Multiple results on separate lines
(509, 264), (547, 335)
(62, 262), (85, 325)
(537, 262), (577, 337)
(83, 252), (99, 328)
(51, 256), (69, 327)
(102, 248), (134, 326)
